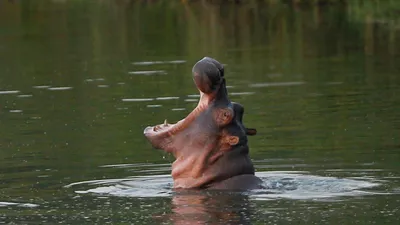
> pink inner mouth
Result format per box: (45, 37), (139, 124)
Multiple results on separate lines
(145, 94), (212, 137)
(153, 121), (173, 132)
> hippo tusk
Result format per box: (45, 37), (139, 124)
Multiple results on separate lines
(164, 119), (168, 126)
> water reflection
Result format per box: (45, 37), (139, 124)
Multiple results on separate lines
(63, 164), (395, 224)
(164, 190), (255, 225)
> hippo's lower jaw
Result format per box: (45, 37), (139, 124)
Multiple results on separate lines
(143, 57), (258, 190)
(143, 102), (209, 152)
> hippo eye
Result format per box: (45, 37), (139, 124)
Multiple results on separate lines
(223, 111), (229, 118)
(214, 108), (233, 126)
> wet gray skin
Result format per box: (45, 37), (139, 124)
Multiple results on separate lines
(144, 57), (262, 190)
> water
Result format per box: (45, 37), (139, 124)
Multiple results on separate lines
(1, 0), (400, 224)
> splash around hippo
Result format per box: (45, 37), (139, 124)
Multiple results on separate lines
(143, 57), (262, 190)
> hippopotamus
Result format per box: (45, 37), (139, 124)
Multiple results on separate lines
(143, 57), (262, 190)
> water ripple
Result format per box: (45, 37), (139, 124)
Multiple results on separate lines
(249, 81), (305, 88)
(100, 163), (171, 168)
(33, 85), (51, 89)
(132, 60), (186, 65)
(155, 97), (179, 100)
(65, 175), (173, 198)
(9, 110), (23, 113)
(147, 104), (162, 108)
(253, 171), (382, 200)
(48, 87), (73, 91)
(171, 108), (186, 111)
(128, 70), (166, 75)
(85, 78), (105, 82)
(65, 170), (387, 201)
(184, 99), (198, 102)
(122, 97), (180, 102)
(0, 90), (20, 94)
(122, 98), (154, 102)
(17, 94), (33, 98)
(187, 94), (200, 98)
(0, 202), (39, 208)
(230, 92), (255, 96)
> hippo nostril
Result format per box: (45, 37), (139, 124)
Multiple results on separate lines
(192, 58), (223, 94)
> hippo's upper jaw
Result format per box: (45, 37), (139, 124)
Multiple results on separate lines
(143, 57), (258, 189)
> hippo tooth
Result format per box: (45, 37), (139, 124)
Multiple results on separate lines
(164, 119), (168, 126)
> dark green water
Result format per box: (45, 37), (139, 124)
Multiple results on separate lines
(1, 1), (399, 224)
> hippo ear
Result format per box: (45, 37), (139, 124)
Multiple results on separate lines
(232, 102), (257, 136)
(232, 102), (244, 122)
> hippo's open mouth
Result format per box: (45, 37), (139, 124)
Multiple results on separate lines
(143, 56), (257, 151)
(143, 100), (209, 151)
(144, 56), (228, 144)
(142, 57), (260, 190)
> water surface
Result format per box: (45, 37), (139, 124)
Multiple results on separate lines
(0, 1), (399, 224)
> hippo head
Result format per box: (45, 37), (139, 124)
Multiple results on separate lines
(143, 57), (257, 189)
